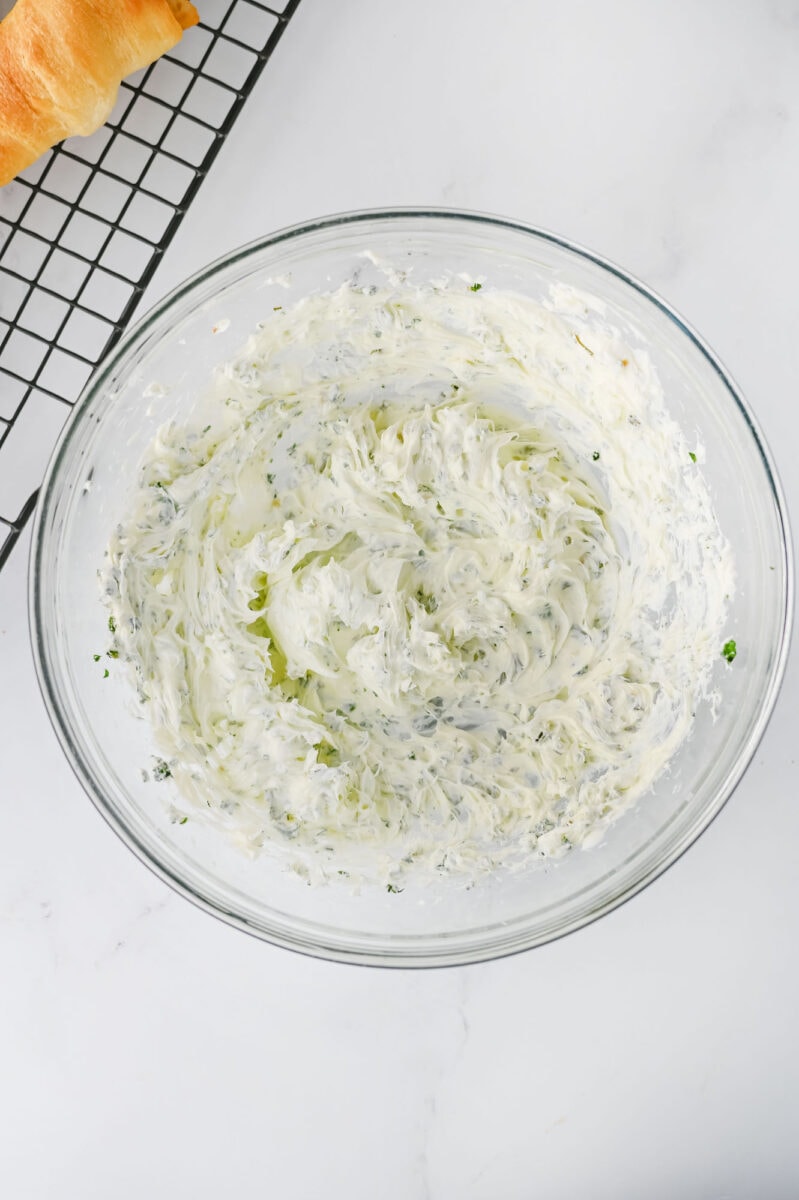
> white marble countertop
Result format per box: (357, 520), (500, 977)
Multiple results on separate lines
(2, 2), (798, 1195)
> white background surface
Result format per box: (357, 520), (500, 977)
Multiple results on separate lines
(2, 2), (798, 1196)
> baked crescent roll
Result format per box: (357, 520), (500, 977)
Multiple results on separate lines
(0, 0), (199, 186)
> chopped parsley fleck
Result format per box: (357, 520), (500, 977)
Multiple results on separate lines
(416, 587), (438, 614)
(107, 649), (119, 659)
(722, 639), (737, 664)
(689, 451), (697, 463)
(102, 668), (109, 679)
(93, 653), (101, 662)
(386, 883), (404, 893)
(108, 616), (116, 634)
(470, 282), (482, 292)
(179, 816), (188, 825)
(266, 473), (275, 484)
(202, 424), (212, 434)
(153, 759), (172, 781)
(592, 450), (600, 461)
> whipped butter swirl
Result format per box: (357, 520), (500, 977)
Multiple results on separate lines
(102, 280), (733, 883)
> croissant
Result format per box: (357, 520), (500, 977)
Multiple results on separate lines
(0, 0), (199, 187)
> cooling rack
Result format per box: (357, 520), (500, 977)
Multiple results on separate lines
(0, 0), (302, 571)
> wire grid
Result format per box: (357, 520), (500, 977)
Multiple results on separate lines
(0, 0), (301, 571)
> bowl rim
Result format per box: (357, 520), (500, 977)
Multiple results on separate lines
(28, 206), (796, 968)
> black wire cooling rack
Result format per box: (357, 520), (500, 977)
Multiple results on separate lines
(0, 0), (301, 571)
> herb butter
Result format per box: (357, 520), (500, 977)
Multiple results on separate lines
(102, 280), (733, 884)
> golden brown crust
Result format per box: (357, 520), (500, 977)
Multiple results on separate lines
(0, 0), (199, 186)
(165, 0), (199, 30)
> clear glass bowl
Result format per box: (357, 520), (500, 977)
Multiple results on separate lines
(30, 210), (793, 967)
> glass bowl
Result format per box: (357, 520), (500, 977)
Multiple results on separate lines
(30, 209), (793, 967)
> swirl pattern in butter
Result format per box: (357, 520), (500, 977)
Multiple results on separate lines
(102, 281), (733, 883)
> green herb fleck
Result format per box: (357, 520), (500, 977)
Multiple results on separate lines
(202, 424), (212, 434)
(386, 883), (404, 894)
(103, 668), (109, 679)
(689, 451), (697, 463)
(107, 649), (119, 659)
(273, 305), (283, 311)
(153, 759), (172, 781)
(108, 616), (116, 634)
(722, 639), (737, 664)
(93, 653), (101, 662)
(179, 816), (188, 825)
(266, 473), (275, 485)
(416, 588), (438, 614)
(592, 450), (600, 461)
(469, 282), (482, 292)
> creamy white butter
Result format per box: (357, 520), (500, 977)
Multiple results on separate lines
(102, 280), (733, 884)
